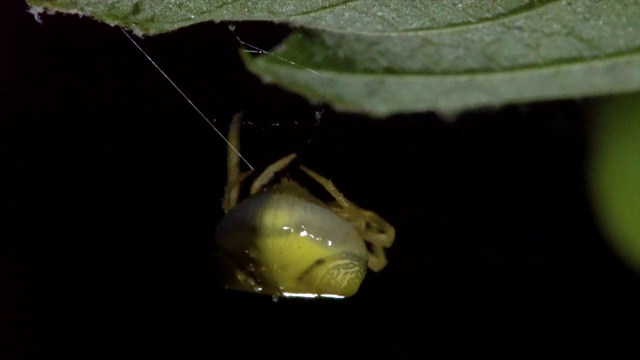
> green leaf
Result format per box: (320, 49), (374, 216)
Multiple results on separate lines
(27, 0), (640, 117)
(27, 0), (349, 35)
(589, 92), (640, 273)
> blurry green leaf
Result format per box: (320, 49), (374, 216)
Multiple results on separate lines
(589, 92), (640, 272)
(27, 0), (640, 117)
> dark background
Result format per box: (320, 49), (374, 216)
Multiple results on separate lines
(2, 1), (639, 358)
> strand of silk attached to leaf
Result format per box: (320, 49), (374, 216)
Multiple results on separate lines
(121, 29), (255, 170)
(229, 27), (328, 124)
(122, 27), (327, 160)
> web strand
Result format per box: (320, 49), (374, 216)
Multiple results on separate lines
(233, 34), (320, 76)
(121, 29), (254, 171)
(230, 30), (327, 125)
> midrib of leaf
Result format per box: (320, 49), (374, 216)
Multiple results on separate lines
(267, 39), (640, 77)
(256, 46), (640, 77)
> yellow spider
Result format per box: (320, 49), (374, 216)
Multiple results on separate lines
(214, 113), (395, 298)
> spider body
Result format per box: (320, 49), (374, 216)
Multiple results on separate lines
(215, 114), (394, 298)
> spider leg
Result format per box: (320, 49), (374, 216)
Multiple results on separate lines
(299, 166), (356, 210)
(222, 170), (252, 213)
(362, 210), (395, 248)
(223, 113), (247, 212)
(360, 210), (395, 272)
(223, 114), (296, 209)
(250, 153), (297, 195)
(299, 166), (394, 272)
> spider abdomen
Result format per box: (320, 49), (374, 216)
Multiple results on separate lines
(215, 190), (368, 298)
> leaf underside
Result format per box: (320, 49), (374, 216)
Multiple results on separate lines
(28, 0), (640, 117)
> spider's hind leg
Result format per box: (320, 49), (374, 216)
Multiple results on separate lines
(299, 166), (395, 272)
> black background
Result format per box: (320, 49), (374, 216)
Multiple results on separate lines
(2, 1), (639, 358)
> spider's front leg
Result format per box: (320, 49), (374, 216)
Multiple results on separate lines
(223, 113), (248, 212)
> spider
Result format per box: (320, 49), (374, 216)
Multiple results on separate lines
(214, 113), (395, 298)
